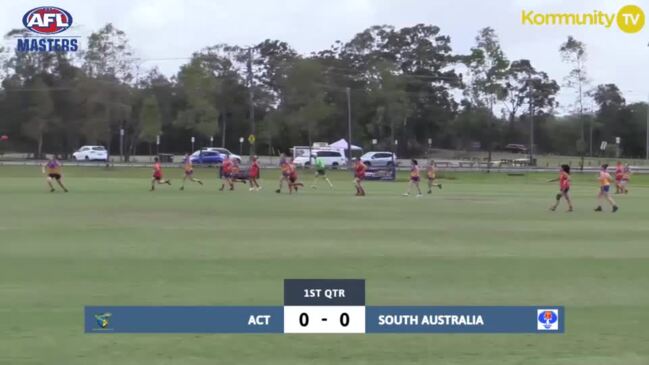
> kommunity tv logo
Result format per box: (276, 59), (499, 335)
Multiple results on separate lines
(522, 4), (645, 33)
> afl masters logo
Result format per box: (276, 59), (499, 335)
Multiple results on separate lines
(16, 6), (79, 52)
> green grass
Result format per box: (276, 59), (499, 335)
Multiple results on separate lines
(1, 166), (648, 365)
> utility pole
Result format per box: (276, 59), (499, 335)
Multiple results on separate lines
(247, 47), (255, 156)
(346, 87), (352, 167)
(529, 98), (534, 165)
(646, 93), (649, 160)
(528, 76), (535, 166)
(588, 114), (593, 157)
(119, 127), (124, 162)
(221, 114), (227, 148)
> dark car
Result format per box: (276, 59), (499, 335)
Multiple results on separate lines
(504, 144), (528, 154)
(190, 151), (224, 165)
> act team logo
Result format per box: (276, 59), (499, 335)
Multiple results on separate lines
(16, 6), (79, 52)
(23, 6), (72, 34)
(93, 313), (113, 330)
(537, 309), (559, 331)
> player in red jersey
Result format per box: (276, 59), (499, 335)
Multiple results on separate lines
(614, 161), (624, 194)
(150, 157), (171, 191)
(180, 153), (203, 191)
(548, 164), (573, 212)
(248, 155), (261, 191)
(287, 158), (304, 194)
(219, 155), (235, 191)
(353, 158), (367, 196)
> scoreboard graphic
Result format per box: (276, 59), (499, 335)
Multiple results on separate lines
(85, 279), (564, 334)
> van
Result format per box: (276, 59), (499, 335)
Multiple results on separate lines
(293, 150), (347, 168)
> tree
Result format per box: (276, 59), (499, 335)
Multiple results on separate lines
(502, 60), (559, 152)
(191, 48), (249, 148)
(464, 27), (509, 111)
(337, 24), (463, 152)
(22, 77), (56, 157)
(139, 95), (162, 154)
(82, 23), (136, 82)
(79, 24), (136, 155)
(503, 60), (559, 122)
(365, 61), (411, 150)
(559, 36), (591, 154)
(175, 59), (219, 142)
(592, 84), (625, 110)
(278, 58), (334, 150)
(589, 84), (645, 157)
(452, 105), (499, 150)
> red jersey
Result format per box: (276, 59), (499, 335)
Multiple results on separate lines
(222, 160), (233, 174)
(559, 170), (570, 190)
(354, 162), (366, 178)
(288, 163), (297, 179)
(153, 162), (162, 177)
(250, 161), (260, 178)
(615, 165), (624, 181)
(410, 165), (420, 178)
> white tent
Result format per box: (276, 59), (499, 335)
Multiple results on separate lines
(329, 138), (362, 151)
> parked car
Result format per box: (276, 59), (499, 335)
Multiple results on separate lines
(211, 147), (241, 163)
(190, 148), (241, 163)
(72, 145), (108, 161)
(190, 150), (223, 165)
(504, 144), (528, 154)
(294, 150), (347, 168)
(360, 151), (396, 167)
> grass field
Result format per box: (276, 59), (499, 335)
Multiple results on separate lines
(1, 165), (648, 365)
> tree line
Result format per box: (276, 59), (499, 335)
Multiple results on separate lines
(0, 24), (646, 159)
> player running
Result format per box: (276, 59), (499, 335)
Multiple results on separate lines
(620, 163), (631, 194)
(276, 153), (290, 194)
(248, 155), (262, 191)
(548, 164), (573, 212)
(42, 155), (68, 193)
(180, 153), (203, 191)
(287, 158), (304, 194)
(403, 159), (422, 197)
(426, 160), (442, 193)
(311, 156), (333, 189)
(595, 164), (618, 213)
(150, 157), (171, 191)
(353, 158), (367, 196)
(219, 156), (234, 191)
(614, 161), (624, 194)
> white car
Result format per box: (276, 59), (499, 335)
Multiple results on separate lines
(361, 151), (397, 167)
(190, 147), (241, 163)
(73, 145), (108, 161)
(294, 150), (347, 168)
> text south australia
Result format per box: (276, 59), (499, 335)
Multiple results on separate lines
(378, 314), (484, 326)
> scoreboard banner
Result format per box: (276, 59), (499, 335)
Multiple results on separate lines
(85, 279), (564, 334)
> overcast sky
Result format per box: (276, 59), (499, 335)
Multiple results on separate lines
(2, 0), (648, 110)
